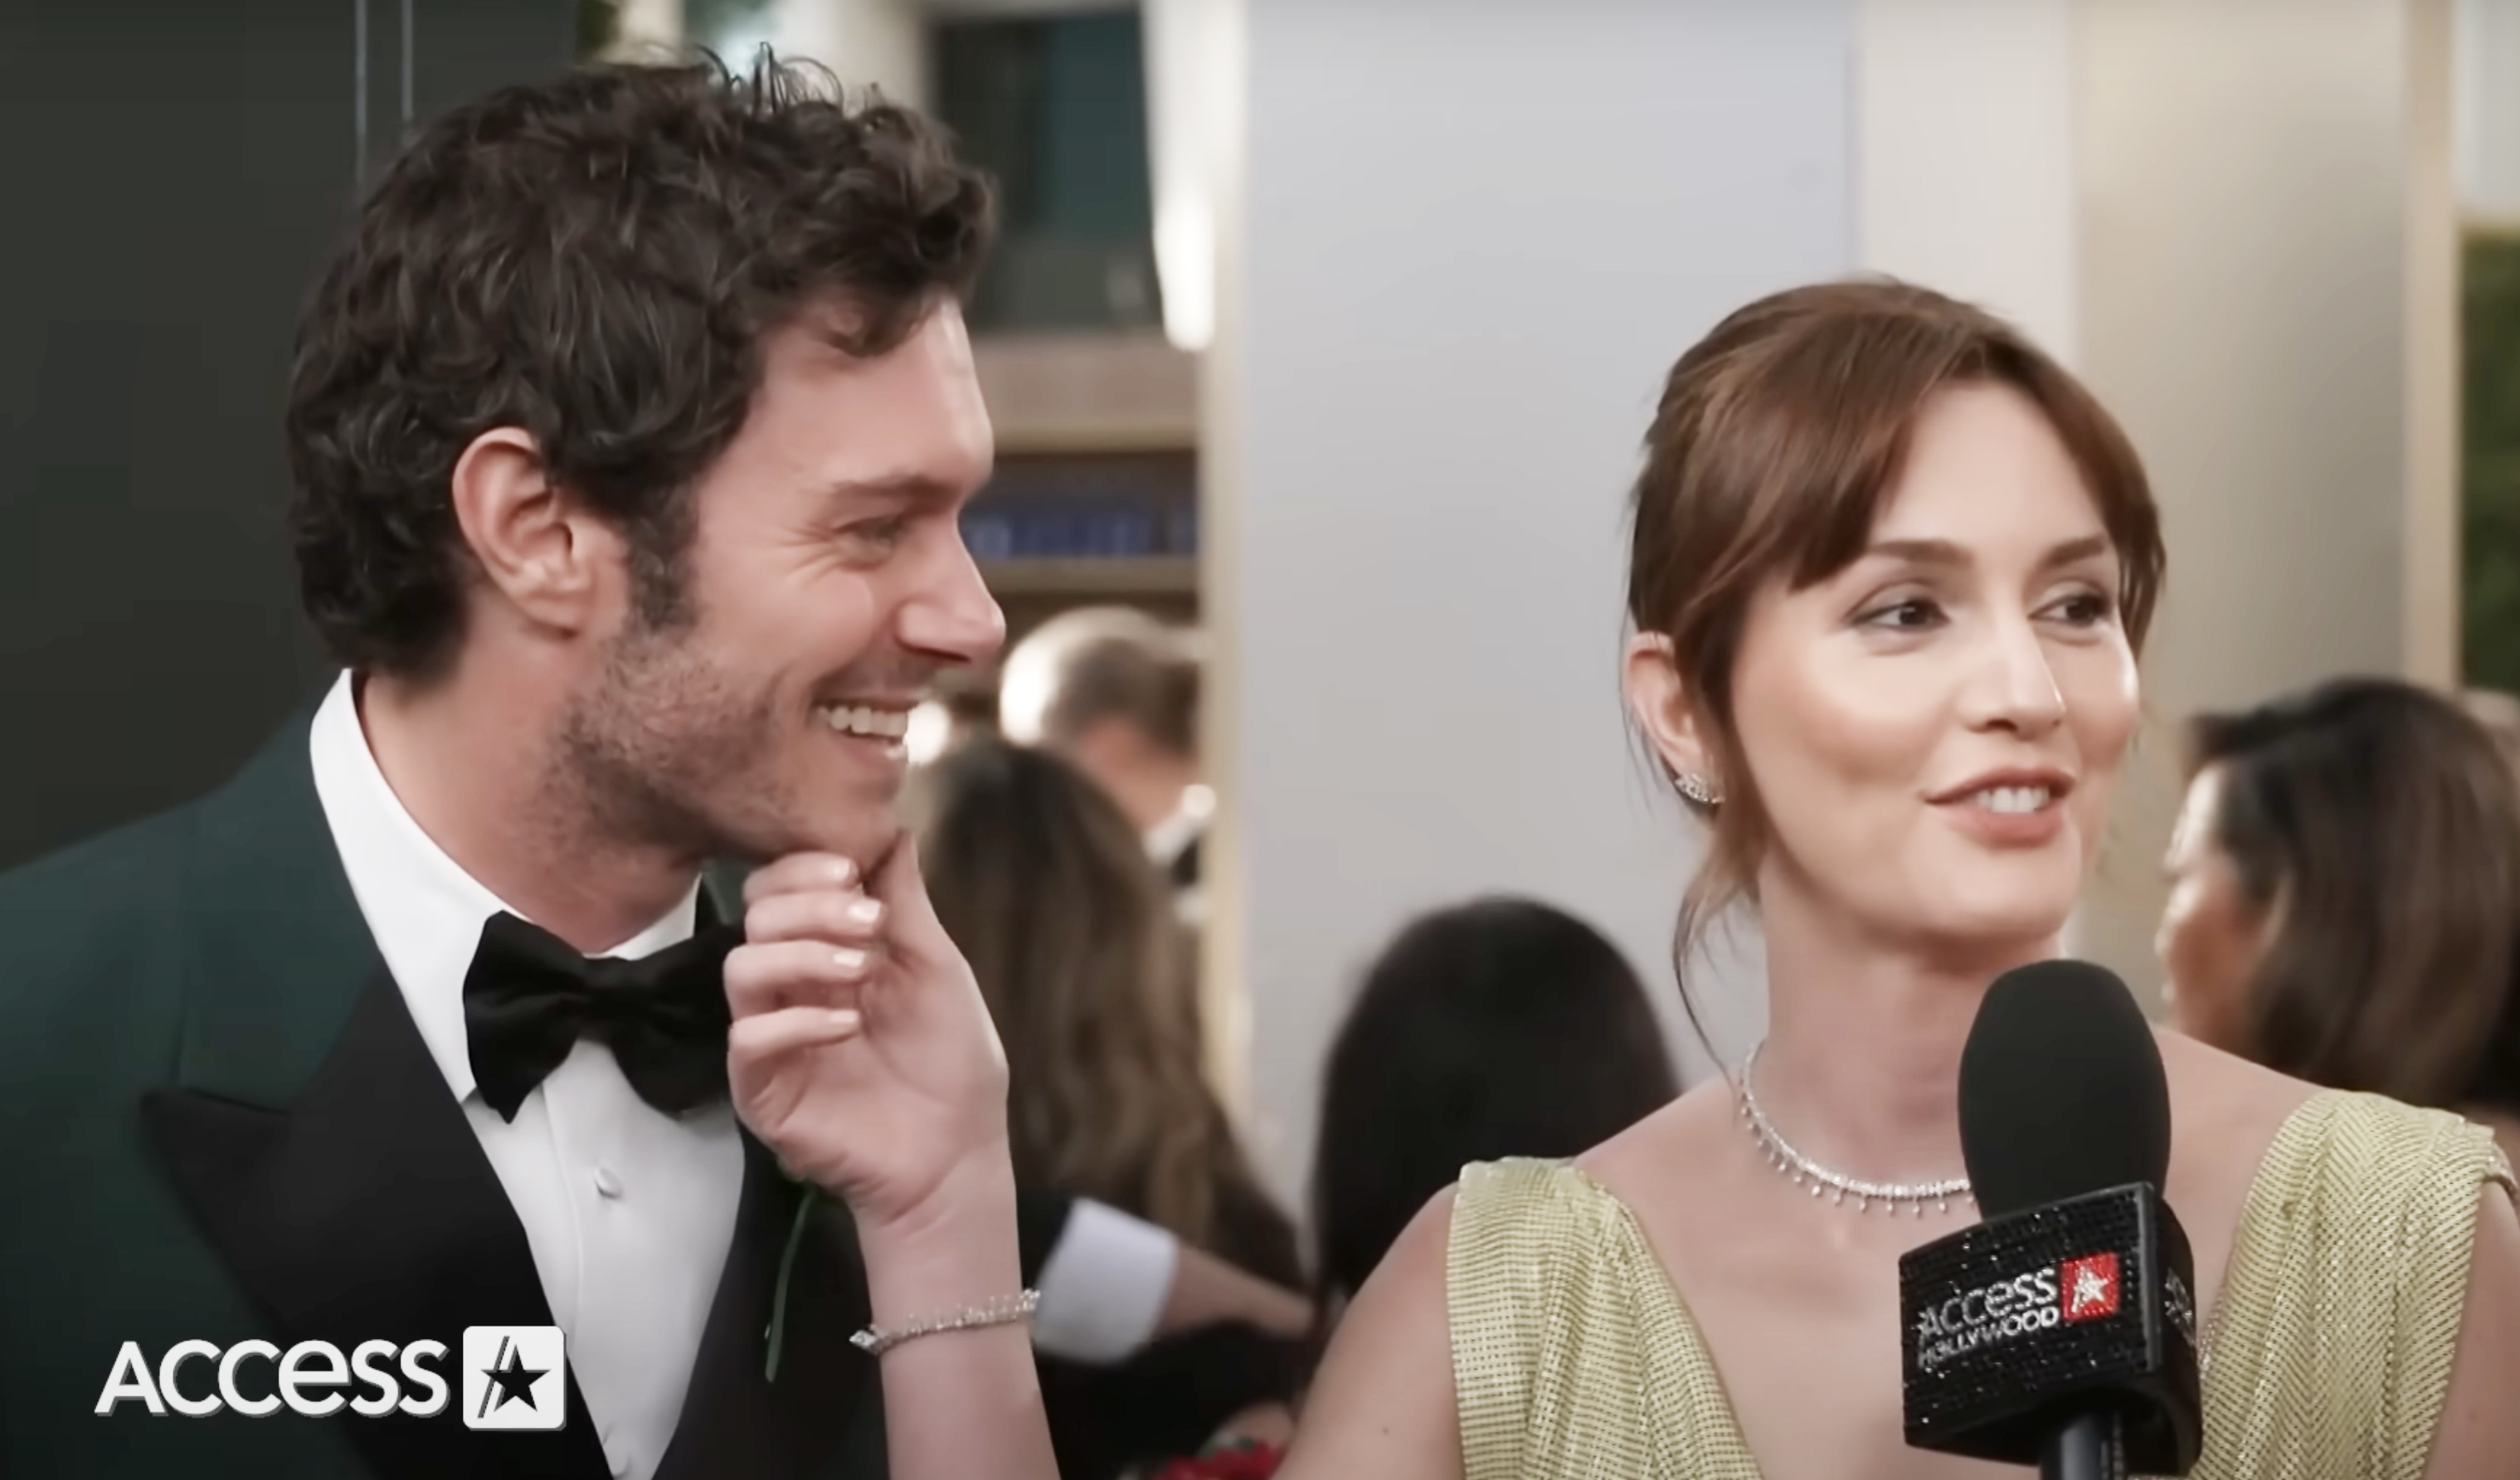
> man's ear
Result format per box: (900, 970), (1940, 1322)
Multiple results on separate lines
(1623, 630), (1724, 803)
(447, 426), (625, 638)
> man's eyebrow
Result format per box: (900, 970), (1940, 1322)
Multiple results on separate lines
(815, 472), (966, 504)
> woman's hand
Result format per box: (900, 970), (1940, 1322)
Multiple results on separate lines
(722, 837), (1012, 1232)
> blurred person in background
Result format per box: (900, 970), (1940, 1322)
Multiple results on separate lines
(915, 738), (1307, 1480)
(2160, 676), (2520, 1159)
(1309, 897), (1680, 1323)
(998, 606), (1210, 923)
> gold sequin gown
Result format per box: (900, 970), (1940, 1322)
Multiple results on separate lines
(1447, 1091), (2515, 1479)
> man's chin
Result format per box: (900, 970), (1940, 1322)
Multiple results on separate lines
(732, 812), (898, 874)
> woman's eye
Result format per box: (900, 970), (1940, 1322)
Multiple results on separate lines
(2048, 591), (2114, 626)
(1861, 597), (1944, 632)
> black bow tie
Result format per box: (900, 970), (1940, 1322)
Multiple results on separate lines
(461, 912), (743, 1122)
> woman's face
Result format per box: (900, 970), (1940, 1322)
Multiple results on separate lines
(1642, 382), (2141, 958)
(2158, 763), (2268, 1049)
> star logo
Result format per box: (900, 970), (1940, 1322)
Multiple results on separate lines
(2059, 1253), (2122, 1323)
(479, 1337), (548, 1414)
(460, 1326), (567, 1431)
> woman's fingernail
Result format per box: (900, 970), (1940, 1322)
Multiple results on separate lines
(833, 947), (868, 974)
(847, 898), (883, 927)
(827, 1009), (862, 1033)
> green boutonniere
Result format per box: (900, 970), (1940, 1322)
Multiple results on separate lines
(764, 1171), (821, 1382)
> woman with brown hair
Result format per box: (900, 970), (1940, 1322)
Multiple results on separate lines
(2161, 677), (2520, 1160)
(914, 738), (1305, 1478)
(1278, 279), (2520, 1479)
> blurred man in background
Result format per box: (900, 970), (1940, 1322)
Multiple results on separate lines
(999, 606), (1211, 924)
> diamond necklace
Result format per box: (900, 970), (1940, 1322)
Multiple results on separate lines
(1734, 1041), (1973, 1218)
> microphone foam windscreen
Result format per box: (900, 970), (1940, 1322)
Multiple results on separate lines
(1957, 961), (2171, 1218)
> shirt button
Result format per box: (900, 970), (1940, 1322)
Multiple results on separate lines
(592, 1164), (623, 1200)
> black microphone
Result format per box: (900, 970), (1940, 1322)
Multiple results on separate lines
(1899, 961), (2203, 1480)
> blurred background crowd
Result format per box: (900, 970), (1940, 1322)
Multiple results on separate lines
(13, 0), (2520, 1474)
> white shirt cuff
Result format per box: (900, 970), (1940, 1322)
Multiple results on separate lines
(1030, 1199), (1179, 1363)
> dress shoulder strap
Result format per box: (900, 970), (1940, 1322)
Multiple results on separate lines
(2201, 1091), (2514, 1479)
(1447, 1158), (1594, 1477)
(1445, 1156), (1761, 1480)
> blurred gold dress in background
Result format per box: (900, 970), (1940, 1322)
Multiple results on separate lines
(1448, 1092), (2514, 1480)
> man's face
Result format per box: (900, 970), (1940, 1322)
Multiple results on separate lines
(559, 301), (1003, 869)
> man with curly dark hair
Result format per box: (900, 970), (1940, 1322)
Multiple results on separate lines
(0, 56), (1072, 1480)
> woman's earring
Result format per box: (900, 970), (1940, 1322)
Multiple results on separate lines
(1677, 772), (1723, 807)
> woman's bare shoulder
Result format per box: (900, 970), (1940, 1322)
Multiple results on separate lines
(2154, 1028), (2323, 1288)
(1282, 1095), (1734, 1480)
(2156, 1025), (2321, 1167)
(1575, 1078), (1739, 1191)
(1277, 1188), (1462, 1480)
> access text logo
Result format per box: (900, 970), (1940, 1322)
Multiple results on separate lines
(95, 1326), (567, 1428)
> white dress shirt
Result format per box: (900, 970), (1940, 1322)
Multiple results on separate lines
(309, 674), (739, 1480)
(304, 674), (1175, 1469)
(1142, 796), (1209, 929)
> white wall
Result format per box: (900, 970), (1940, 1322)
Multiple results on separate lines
(2067, 0), (2455, 991)
(1854, 0), (2080, 363)
(2458, 0), (2520, 217)
(772, 0), (928, 106)
(1219, 0), (1855, 1203)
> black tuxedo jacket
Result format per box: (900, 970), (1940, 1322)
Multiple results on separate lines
(0, 707), (1074, 1479)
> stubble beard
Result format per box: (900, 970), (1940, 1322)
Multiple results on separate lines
(552, 611), (798, 869)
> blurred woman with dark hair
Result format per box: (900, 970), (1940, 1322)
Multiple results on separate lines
(1311, 898), (1679, 1317)
(2161, 675), (2520, 1156)
(914, 738), (1306, 1478)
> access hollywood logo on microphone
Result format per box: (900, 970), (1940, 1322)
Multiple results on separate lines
(95, 1326), (566, 1430)
(1911, 1249), (2125, 1371)
(2059, 1252), (2122, 1322)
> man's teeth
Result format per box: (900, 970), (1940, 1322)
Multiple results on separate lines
(820, 704), (910, 740)
(1971, 786), (2052, 815)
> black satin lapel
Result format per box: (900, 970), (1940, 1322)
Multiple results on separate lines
(654, 1137), (879, 1480)
(141, 968), (611, 1480)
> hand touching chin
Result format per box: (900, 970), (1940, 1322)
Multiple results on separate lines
(719, 835), (1014, 1233)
